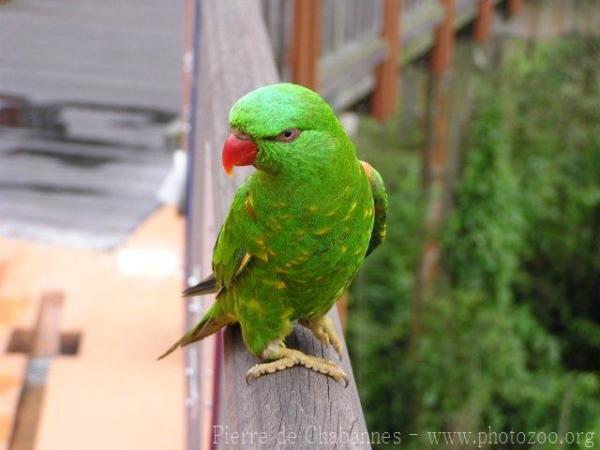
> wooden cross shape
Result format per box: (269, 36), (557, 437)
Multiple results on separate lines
(6, 292), (81, 450)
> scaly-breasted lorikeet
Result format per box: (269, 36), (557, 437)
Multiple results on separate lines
(160, 83), (387, 385)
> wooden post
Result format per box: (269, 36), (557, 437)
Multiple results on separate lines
(474, 0), (494, 42)
(180, 2), (214, 450)
(412, 0), (456, 337)
(337, 292), (348, 331)
(9, 293), (64, 450)
(416, 64), (452, 283)
(290, 0), (322, 90)
(180, 0), (196, 154)
(372, 0), (402, 122)
(507, 0), (524, 16)
(430, 0), (456, 76)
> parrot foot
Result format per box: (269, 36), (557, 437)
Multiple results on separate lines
(245, 343), (348, 387)
(299, 316), (343, 359)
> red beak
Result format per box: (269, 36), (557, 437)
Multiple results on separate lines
(222, 133), (258, 176)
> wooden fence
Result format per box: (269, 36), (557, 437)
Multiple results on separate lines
(260, 0), (505, 117)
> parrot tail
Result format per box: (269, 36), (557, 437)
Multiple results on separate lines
(157, 301), (233, 360)
(182, 273), (219, 297)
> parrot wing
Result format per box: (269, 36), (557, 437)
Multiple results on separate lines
(182, 180), (255, 297)
(361, 161), (388, 256)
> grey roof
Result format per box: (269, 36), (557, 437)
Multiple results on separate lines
(0, 0), (184, 113)
(0, 108), (172, 250)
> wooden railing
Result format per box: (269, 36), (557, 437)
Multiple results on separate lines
(260, 0), (510, 118)
(184, 0), (370, 448)
(318, 0), (386, 110)
(401, 0), (444, 63)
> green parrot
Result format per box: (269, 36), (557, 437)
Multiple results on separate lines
(159, 83), (387, 385)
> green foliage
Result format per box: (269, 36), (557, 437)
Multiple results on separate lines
(506, 38), (600, 372)
(349, 36), (600, 449)
(351, 111), (424, 432)
(444, 89), (524, 305)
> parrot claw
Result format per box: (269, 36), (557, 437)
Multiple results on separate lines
(299, 316), (344, 360)
(245, 369), (255, 385)
(245, 344), (349, 387)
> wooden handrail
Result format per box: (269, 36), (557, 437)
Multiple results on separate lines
(186, 0), (370, 448)
(291, 0), (322, 91)
(474, 0), (494, 42)
(372, 0), (402, 122)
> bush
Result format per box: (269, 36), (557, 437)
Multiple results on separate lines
(349, 36), (600, 448)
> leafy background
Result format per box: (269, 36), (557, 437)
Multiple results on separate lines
(349, 36), (600, 449)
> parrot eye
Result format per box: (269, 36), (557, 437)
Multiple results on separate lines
(275, 128), (300, 143)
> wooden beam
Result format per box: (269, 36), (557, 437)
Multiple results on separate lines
(372, 0), (402, 122)
(222, 312), (366, 448)
(337, 293), (348, 331)
(430, 0), (456, 76)
(474, 0), (494, 42)
(0, 356), (26, 450)
(29, 294), (63, 358)
(413, 0), (457, 337)
(290, 0), (322, 90)
(507, 0), (524, 16)
(180, 0), (196, 154)
(9, 292), (64, 450)
(415, 74), (452, 295)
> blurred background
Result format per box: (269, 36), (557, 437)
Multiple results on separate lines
(0, 0), (599, 449)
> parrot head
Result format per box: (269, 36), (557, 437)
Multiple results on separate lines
(222, 83), (351, 176)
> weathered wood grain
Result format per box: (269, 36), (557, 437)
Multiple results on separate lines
(187, 0), (370, 448)
(221, 314), (369, 449)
